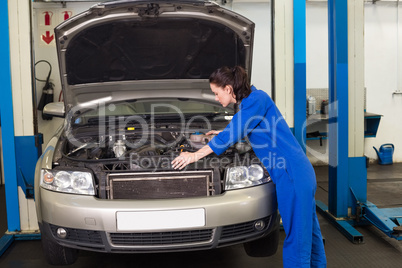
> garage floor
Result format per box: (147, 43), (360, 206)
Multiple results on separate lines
(1, 163), (402, 267)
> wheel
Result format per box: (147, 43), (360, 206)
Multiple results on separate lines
(243, 227), (280, 257)
(40, 224), (79, 265)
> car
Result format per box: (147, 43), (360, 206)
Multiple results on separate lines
(34, 0), (279, 265)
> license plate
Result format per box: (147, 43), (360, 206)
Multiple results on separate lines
(116, 209), (206, 231)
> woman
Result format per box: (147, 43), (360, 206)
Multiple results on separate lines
(171, 66), (327, 267)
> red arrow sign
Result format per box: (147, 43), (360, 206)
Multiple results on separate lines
(42, 31), (54, 44)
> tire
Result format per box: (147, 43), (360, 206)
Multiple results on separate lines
(40, 224), (79, 265)
(243, 227), (280, 257)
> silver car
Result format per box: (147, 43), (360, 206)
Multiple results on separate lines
(34, 0), (279, 265)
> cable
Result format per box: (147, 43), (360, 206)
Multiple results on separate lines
(35, 60), (54, 120)
(34, 60), (52, 82)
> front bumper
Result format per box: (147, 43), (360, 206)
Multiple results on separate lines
(38, 183), (278, 253)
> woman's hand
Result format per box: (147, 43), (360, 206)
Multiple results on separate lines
(171, 145), (214, 170)
(171, 152), (197, 170)
(205, 130), (221, 135)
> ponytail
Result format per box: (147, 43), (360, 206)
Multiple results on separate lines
(209, 66), (251, 103)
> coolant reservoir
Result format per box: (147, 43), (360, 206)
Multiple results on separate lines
(190, 132), (215, 143)
(189, 132), (215, 149)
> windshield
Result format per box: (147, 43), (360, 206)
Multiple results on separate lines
(72, 98), (234, 125)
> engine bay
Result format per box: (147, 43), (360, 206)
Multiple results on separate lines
(51, 121), (259, 199)
(53, 121), (254, 168)
(63, 130), (217, 161)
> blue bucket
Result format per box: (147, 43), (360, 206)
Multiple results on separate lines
(373, 144), (394, 165)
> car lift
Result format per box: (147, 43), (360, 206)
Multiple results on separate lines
(308, 0), (402, 243)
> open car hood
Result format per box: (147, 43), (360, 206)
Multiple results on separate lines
(55, 0), (254, 112)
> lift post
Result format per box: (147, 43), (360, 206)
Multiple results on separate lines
(293, 0), (306, 152)
(0, 0), (20, 235)
(0, 0), (20, 257)
(316, 0), (402, 243)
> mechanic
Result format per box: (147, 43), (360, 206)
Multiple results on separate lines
(171, 66), (327, 267)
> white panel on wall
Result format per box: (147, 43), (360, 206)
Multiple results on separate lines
(9, 0), (34, 137)
(270, 0), (294, 126)
(348, 0), (365, 158)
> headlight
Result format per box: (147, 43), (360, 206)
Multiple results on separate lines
(40, 169), (95, 195)
(225, 164), (271, 190)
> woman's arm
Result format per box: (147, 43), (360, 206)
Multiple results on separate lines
(209, 92), (271, 156)
(205, 130), (222, 135)
(171, 144), (213, 170)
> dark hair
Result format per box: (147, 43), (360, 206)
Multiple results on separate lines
(209, 66), (251, 103)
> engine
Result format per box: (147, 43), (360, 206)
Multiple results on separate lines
(61, 131), (225, 161)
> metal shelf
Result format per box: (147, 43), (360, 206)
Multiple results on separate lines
(306, 112), (382, 140)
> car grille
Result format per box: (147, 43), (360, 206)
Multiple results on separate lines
(107, 170), (215, 199)
(49, 224), (103, 245)
(109, 229), (214, 246)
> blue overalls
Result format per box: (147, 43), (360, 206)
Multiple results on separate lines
(208, 86), (327, 267)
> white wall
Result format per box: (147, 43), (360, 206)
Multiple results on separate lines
(306, 2), (328, 88)
(232, 2), (272, 94)
(364, 2), (402, 163)
(33, 2), (96, 148)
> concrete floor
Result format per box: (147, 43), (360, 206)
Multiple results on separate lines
(1, 164), (402, 267)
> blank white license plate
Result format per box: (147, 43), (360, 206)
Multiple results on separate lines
(116, 209), (206, 231)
